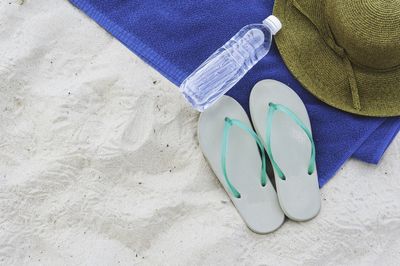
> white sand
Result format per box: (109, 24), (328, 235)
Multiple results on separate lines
(1, 0), (400, 265)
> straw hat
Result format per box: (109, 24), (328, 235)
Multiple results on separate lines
(273, 0), (400, 117)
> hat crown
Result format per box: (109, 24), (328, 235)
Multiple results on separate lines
(325, 0), (400, 70)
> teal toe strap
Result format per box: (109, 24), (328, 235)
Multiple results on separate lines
(221, 117), (268, 198)
(266, 103), (316, 180)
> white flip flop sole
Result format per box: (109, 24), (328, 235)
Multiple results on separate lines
(198, 95), (284, 234)
(250, 80), (321, 222)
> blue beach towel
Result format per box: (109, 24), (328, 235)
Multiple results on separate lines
(353, 118), (400, 164)
(68, 0), (399, 186)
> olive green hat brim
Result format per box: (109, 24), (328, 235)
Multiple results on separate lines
(273, 0), (400, 117)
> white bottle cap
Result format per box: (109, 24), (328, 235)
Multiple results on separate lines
(263, 15), (282, 35)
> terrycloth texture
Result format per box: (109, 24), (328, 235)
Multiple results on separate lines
(274, 0), (400, 116)
(68, 0), (400, 186)
(353, 118), (400, 164)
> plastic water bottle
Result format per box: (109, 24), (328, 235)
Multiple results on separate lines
(180, 15), (282, 112)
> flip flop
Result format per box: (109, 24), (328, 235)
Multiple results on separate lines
(198, 95), (284, 233)
(250, 80), (321, 222)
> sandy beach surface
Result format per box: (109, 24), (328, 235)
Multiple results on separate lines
(1, 0), (400, 265)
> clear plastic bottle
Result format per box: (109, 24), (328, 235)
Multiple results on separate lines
(179, 15), (282, 112)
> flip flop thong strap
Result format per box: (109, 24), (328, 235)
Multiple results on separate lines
(266, 103), (316, 180)
(221, 117), (268, 199)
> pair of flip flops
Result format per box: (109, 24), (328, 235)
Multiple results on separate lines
(198, 80), (320, 234)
